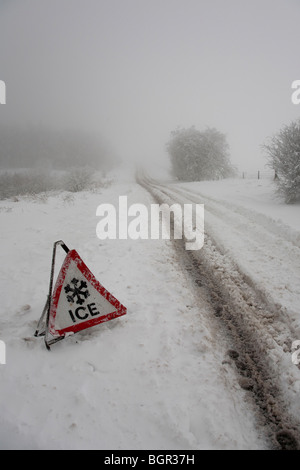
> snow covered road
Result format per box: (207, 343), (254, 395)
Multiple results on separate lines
(0, 171), (299, 449)
(138, 173), (300, 449)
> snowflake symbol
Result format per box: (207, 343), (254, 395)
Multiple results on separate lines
(64, 278), (90, 305)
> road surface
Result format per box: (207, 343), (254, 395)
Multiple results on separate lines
(138, 172), (300, 450)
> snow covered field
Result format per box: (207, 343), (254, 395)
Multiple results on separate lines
(0, 170), (299, 450)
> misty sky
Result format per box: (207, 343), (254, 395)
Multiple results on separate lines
(0, 0), (300, 172)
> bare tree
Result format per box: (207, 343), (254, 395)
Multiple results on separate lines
(263, 119), (300, 203)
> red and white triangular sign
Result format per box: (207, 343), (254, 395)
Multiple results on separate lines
(48, 249), (126, 337)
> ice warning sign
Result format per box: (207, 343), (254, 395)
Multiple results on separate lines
(49, 249), (127, 336)
(35, 241), (127, 349)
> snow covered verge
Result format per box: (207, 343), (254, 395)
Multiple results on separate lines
(0, 170), (264, 450)
(178, 177), (300, 233)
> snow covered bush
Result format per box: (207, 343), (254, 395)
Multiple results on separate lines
(264, 120), (300, 204)
(0, 167), (110, 200)
(0, 170), (56, 199)
(63, 167), (95, 192)
(166, 126), (235, 181)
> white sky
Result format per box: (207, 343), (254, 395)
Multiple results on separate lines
(0, 0), (300, 172)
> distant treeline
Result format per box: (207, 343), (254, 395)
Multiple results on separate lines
(0, 126), (116, 171)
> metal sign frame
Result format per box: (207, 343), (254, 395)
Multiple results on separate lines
(34, 240), (70, 349)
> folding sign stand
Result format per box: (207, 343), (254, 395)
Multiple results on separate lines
(35, 240), (127, 350)
(34, 240), (70, 349)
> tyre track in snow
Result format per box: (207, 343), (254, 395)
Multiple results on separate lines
(153, 182), (300, 334)
(138, 175), (300, 450)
